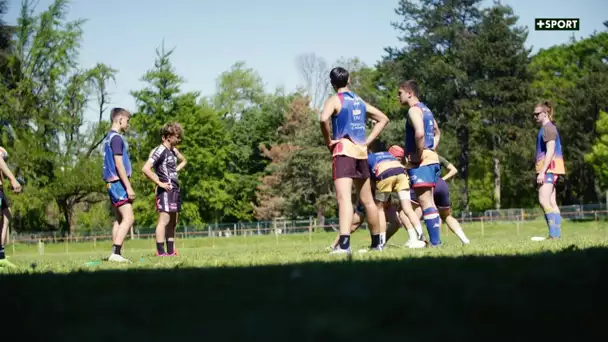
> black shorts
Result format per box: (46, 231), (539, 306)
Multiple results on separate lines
(0, 189), (9, 210)
(332, 155), (370, 180)
(155, 187), (181, 213)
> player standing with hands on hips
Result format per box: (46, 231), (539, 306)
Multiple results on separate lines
(142, 123), (185, 256)
(320, 67), (389, 254)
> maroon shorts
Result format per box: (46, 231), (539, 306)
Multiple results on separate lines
(332, 155), (370, 180)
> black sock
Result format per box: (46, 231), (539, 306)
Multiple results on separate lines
(338, 235), (350, 250)
(0, 245), (4, 259)
(112, 244), (122, 255)
(371, 234), (380, 248)
(156, 242), (165, 255)
(166, 240), (174, 254)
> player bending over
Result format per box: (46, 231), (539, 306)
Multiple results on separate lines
(0, 146), (21, 267)
(320, 67), (389, 254)
(102, 108), (135, 263)
(368, 142), (426, 248)
(142, 122), (185, 256)
(534, 101), (565, 240)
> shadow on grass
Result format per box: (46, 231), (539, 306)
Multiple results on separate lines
(2, 245), (607, 341)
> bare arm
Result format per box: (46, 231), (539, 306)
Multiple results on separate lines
(540, 140), (556, 174)
(408, 107), (425, 161)
(114, 156), (134, 191)
(0, 158), (21, 192)
(319, 96), (338, 147)
(141, 160), (166, 187)
(363, 101), (390, 146)
(174, 148), (187, 172)
(433, 118), (440, 150)
(442, 161), (458, 181)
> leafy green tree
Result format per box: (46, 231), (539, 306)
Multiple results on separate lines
(585, 110), (608, 190)
(381, 0), (483, 211)
(0, 0), (117, 234)
(461, 4), (536, 209)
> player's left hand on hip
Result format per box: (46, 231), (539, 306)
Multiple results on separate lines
(537, 173), (545, 184)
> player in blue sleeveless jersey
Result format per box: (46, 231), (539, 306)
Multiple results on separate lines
(102, 108), (135, 263)
(320, 67), (389, 254)
(399, 80), (443, 246)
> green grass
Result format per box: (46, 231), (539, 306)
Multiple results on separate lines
(2, 220), (608, 341)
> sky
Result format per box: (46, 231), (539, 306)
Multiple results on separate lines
(4, 0), (607, 123)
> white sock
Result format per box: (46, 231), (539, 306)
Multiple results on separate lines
(453, 228), (470, 244)
(406, 228), (417, 241)
(414, 225), (424, 239)
(379, 232), (386, 245)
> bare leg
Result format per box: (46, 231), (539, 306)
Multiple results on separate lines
(155, 212), (170, 255)
(166, 212), (177, 255)
(439, 208), (470, 244)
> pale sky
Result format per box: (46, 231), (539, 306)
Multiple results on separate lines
(5, 0), (607, 123)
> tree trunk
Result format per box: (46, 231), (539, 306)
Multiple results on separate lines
(316, 206), (325, 230)
(58, 199), (76, 237)
(493, 156), (501, 210)
(458, 124), (470, 211)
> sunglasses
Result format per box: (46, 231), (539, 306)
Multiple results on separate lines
(533, 111), (544, 117)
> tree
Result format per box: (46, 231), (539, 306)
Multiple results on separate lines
(296, 53), (330, 111)
(255, 95), (335, 224)
(381, 0), (483, 211)
(210, 61), (265, 123)
(0, 0), (116, 234)
(585, 110), (608, 190)
(461, 4), (536, 209)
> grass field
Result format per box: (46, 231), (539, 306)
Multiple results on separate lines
(2, 220), (608, 341)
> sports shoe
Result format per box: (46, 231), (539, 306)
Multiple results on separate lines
(329, 247), (351, 255)
(405, 240), (426, 249)
(108, 253), (131, 263)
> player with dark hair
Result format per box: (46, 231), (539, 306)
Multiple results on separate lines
(320, 67), (389, 253)
(0, 146), (21, 267)
(102, 107), (135, 263)
(399, 80), (443, 247)
(533, 101), (565, 240)
(142, 122), (185, 256)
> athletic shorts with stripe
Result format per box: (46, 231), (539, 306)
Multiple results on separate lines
(106, 180), (132, 208)
(540, 173), (559, 185)
(407, 163), (440, 188)
(375, 172), (410, 202)
(156, 186), (181, 213)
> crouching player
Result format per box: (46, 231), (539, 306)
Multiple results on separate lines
(368, 142), (426, 249)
